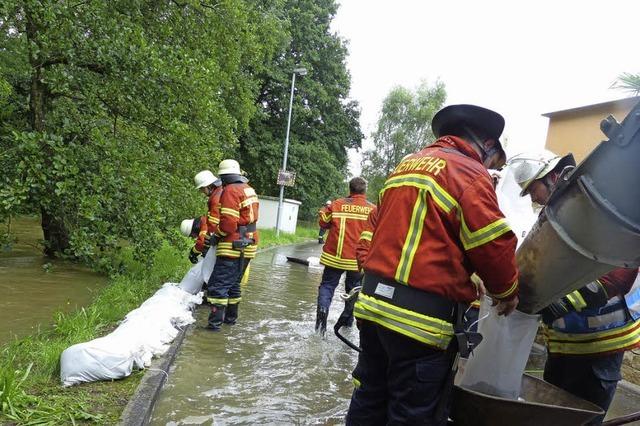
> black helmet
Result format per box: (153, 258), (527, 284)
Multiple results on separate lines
(432, 104), (506, 165)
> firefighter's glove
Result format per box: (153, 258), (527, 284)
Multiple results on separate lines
(188, 248), (200, 264)
(209, 235), (220, 247)
(539, 299), (571, 325)
(203, 234), (212, 248)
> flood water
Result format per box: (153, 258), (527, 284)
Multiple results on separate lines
(0, 217), (108, 344)
(150, 242), (640, 425)
(150, 242), (358, 425)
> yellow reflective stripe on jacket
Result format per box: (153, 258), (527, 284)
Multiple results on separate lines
(381, 173), (512, 251)
(240, 196), (258, 208)
(354, 293), (454, 349)
(545, 318), (640, 355)
(319, 211), (332, 223)
(491, 280), (518, 299)
(380, 173), (456, 213)
(459, 217), (511, 250)
(207, 297), (228, 305)
(216, 242), (257, 259)
(360, 231), (373, 242)
(336, 218), (346, 257)
(319, 251), (358, 271)
(332, 212), (369, 221)
(395, 189), (428, 284)
(208, 215), (220, 225)
(566, 290), (587, 312)
(220, 207), (240, 218)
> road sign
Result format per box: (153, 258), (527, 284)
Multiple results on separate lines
(277, 170), (296, 187)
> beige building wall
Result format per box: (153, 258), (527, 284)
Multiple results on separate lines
(544, 96), (640, 162)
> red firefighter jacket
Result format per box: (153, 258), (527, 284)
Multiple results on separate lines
(206, 186), (223, 235)
(319, 194), (376, 271)
(359, 136), (519, 303)
(215, 182), (259, 259)
(193, 215), (209, 253)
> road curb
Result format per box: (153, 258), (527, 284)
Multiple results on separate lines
(119, 323), (192, 426)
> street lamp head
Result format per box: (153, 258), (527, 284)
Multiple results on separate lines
(293, 67), (307, 76)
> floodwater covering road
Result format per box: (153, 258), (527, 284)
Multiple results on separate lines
(0, 217), (108, 344)
(150, 242), (358, 425)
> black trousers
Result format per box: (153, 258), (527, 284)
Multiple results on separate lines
(346, 321), (453, 426)
(544, 351), (623, 425)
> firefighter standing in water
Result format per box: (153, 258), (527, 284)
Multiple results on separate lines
(512, 151), (640, 425)
(316, 177), (376, 336)
(348, 104), (520, 425)
(206, 159), (259, 331)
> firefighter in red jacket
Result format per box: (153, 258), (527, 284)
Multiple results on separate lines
(512, 151), (640, 424)
(189, 170), (223, 264)
(347, 104), (520, 425)
(316, 177), (376, 336)
(206, 159), (259, 331)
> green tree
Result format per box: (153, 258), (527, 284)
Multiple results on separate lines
(611, 72), (640, 96)
(361, 80), (446, 200)
(0, 0), (283, 258)
(238, 0), (362, 218)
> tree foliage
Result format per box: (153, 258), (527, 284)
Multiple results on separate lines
(0, 0), (284, 258)
(611, 72), (640, 96)
(361, 80), (446, 200)
(238, 0), (362, 218)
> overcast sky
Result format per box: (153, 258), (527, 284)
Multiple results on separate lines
(332, 0), (640, 174)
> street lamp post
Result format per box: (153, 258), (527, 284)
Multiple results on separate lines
(275, 67), (307, 236)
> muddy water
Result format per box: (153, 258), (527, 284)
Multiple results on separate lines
(0, 217), (108, 344)
(150, 242), (358, 425)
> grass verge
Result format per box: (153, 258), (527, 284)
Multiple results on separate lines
(0, 225), (315, 425)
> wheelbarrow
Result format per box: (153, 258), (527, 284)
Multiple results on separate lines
(450, 370), (640, 425)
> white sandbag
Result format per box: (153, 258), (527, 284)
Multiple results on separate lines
(179, 247), (216, 294)
(458, 297), (540, 399)
(60, 283), (202, 386)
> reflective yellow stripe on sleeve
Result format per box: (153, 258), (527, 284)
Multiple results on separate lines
(360, 231), (373, 242)
(460, 216), (512, 250)
(491, 280), (518, 300)
(566, 290), (587, 312)
(220, 207), (240, 218)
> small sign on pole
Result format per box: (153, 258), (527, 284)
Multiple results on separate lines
(277, 170), (296, 187)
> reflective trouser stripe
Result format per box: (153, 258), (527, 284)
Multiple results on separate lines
(228, 297), (242, 305)
(208, 297), (228, 305)
(395, 189), (428, 284)
(546, 319), (640, 355)
(354, 294), (453, 349)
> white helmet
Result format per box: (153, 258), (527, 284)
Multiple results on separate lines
(180, 219), (195, 237)
(218, 159), (241, 175)
(194, 170), (217, 189)
(510, 151), (575, 196)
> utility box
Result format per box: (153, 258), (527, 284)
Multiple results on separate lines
(257, 195), (301, 234)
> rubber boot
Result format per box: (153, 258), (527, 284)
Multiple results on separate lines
(224, 303), (238, 325)
(315, 306), (328, 336)
(207, 304), (226, 331)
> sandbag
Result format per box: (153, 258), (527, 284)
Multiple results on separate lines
(458, 297), (540, 399)
(60, 283), (202, 386)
